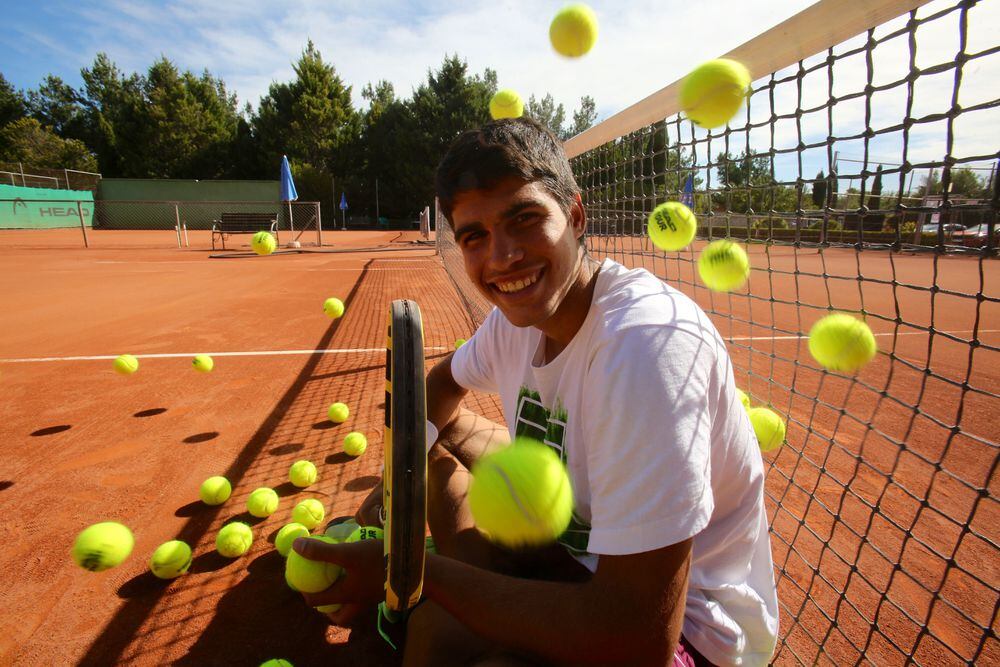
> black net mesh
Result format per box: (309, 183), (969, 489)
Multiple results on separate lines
(438, 1), (998, 664)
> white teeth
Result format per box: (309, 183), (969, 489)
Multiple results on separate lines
(497, 272), (539, 293)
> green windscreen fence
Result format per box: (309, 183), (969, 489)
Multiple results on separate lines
(0, 185), (94, 229)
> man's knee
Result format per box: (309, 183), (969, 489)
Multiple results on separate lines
(403, 601), (486, 667)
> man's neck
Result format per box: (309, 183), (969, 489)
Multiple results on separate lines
(539, 255), (602, 362)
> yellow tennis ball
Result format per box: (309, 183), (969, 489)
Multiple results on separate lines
(113, 354), (138, 376)
(275, 522), (311, 558)
(315, 603), (342, 614)
(327, 402), (349, 423)
(343, 432), (367, 457)
(680, 59), (752, 129)
(648, 202), (697, 251)
(468, 438), (573, 548)
(251, 231), (276, 255)
(748, 407), (786, 452)
(192, 354), (214, 373)
(549, 3), (598, 58)
(260, 659), (293, 667)
(216, 522), (253, 557)
(323, 518), (359, 542)
(247, 487), (279, 518)
(289, 460), (318, 488)
(346, 526), (384, 542)
(72, 521), (135, 572)
(698, 239), (750, 292)
(736, 388), (751, 412)
(199, 475), (232, 505)
(149, 540), (193, 579)
(489, 89), (524, 120)
(292, 498), (326, 530)
(323, 297), (344, 319)
(285, 535), (342, 593)
(808, 313), (877, 373)
(454, 338), (467, 349)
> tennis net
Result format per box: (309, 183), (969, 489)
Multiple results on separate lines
(438, 0), (998, 664)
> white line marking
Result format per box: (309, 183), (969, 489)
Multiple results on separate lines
(0, 347), (452, 364)
(725, 329), (1000, 342)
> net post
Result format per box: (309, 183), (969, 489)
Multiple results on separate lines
(173, 203), (182, 248)
(183, 223), (189, 247)
(76, 200), (90, 248)
(316, 201), (323, 247)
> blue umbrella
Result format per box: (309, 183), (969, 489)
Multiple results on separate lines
(280, 155), (298, 236)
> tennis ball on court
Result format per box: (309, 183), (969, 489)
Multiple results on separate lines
(680, 59), (752, 129)
(260, 660), (293, 667)
(489, 89), (524, 120)
(315, 603), (342, 614)
(289, 460), (318, 488)
(71, 521), (135, 572)
(292, 498), (326, 530)
(327, 402), (349, 423)
(199, 475), (232, 505)
(192, 354), (214, 373)
(216, 522), (253, 557)
(549, 3), (598, 58)
(648, 202), (697, 251)
(285, 535), (342, 593)
(247, 487), (279, 518)
(113, 354), (139, 376)
(323, 297), (345, 319)
(468, 438), (573, 548)
(736, 388), (751, 412)
(346, 526), (384, 542)
(698, 239), (750, 292)
(149, 540), (193, 579)
(251, 231), (277, 255)
(343, 432), (368, 457)
(324, 517), (359, 542)
(454, 338), (467, 349)
(808, 313), (877, 373)
(748, 407), (786, 452)
(275, 522), (311, 558)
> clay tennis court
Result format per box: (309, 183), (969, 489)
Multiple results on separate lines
(1, 229), (996, 665)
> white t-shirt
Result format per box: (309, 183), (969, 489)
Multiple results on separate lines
(451, 259), (779, 666)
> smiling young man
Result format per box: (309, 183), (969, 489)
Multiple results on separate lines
(292, 117), (778, 666)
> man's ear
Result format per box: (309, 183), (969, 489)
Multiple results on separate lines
(570, 193), (587, 240)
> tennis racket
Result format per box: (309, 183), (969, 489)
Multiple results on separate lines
(379, 299), (428, 642)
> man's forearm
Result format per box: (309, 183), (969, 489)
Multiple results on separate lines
(426, 353), (466, 432)
(422, 553), (672, 665)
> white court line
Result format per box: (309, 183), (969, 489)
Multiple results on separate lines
(0, 347), (452, 364)
(726, 329), (1000, 343)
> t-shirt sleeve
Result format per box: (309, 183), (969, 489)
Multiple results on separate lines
(583, 324), (718, 555)
(450, 307), (501, 394)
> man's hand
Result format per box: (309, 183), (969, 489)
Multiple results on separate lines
(355, 480), (384, 527)
(291, 537), (386, 626)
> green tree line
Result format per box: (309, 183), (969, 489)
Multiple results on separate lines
(0, 42), (598, 221)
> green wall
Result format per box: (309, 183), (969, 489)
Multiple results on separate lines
(97, 179), (279, 202)
(0, 184), (94, 229)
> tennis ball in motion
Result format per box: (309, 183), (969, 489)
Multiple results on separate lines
(260, 659), (293, 667)
(343, 432), (367, 457)
(489, 89), (524, 120)
(549, 3), (598, 58)
(285, 535), (342, 593)
(346, 526), (384, 542)
(113, 354), (139, 376)
(323, 297), (345, 319)
(289, 460), (318, 488)
(275, 522), (311, 558)
(72, 521), (135, 572)
(748, 407), (786, 452)
(808, 313), (877, 373)
(247, 487), (279, 518)
(648, 202), (697, 251)
(327, 402), (349, 423)
(251, 231), (277, 255)
(149, 540), (193, 579)
(454, 338), (467, 349)
(292, 498), (326, 530)
(468, 438), (573, 548)
(680, 59), (752, 129)
(216, 522), (253, 557)
(698, 240), (750, 292)
(192, 354), (214, 373)
(736, 388), (752, 412)
(199, 476), (232, 505)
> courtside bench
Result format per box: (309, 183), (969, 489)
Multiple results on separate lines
(211, 212), (278, 250)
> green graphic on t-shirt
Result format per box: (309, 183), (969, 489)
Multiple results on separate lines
(514, 387), (591, 557)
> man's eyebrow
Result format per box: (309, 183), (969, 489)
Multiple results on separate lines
(500, 200), (544, 220)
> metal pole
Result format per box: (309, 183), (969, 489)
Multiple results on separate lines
(19, 162), (25, 186)
(376, 179), (380, 223)
(316, 201), (323, 246)
(287, 200), (294, 233)
(77, 200), (90, 248)
(183, 223), (190, 247)
(174, 204), (182, 248)
(331, 175), (336, 231)
(64, 168), (70, 190)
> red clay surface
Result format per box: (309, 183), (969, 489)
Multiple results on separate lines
(1, 228), (997, 666)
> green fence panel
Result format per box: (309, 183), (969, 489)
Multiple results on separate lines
(0, 185), (94, 229)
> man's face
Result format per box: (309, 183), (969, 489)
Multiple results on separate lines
(451, 177), (585, 328)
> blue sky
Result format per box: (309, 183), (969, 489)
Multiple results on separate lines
(2, 0), (996, 191)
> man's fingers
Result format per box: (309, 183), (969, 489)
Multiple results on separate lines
(324, 602), (364, 627)
(302, 575), (348, 607)
(292, 537), (348, 563)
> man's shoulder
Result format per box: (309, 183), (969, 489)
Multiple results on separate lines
(592, 260), (710, 336)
